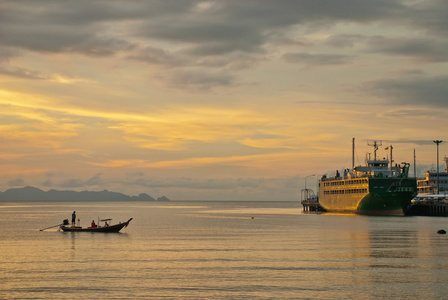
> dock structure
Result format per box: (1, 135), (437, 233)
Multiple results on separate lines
(406, 194), (448, 217)
(301, 199), (326, 212)
(300, 187), (326, 212)
(407, 202), (448, 217)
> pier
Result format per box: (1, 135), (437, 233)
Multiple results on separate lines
(300, 187), (326, 212)
(407, 201), (448, 217)
(301, 199), (326, 212)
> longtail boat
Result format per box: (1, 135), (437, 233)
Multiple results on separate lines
(60, 218), (133, 233)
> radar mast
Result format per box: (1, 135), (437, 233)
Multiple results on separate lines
(367, 140), (382, 161)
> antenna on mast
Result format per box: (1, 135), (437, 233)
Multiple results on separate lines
(367, 140), (382, 160)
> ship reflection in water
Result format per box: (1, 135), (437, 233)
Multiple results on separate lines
(309, 213), (448, 298)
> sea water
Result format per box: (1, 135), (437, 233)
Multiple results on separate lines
(1, 201), (448, 299)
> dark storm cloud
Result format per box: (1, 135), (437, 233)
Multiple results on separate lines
(0, 0), (411, 56)
(368, 75), (448, 108)
(1, 22), (134, 56)
(325, 34), (448, 62)
(160, 70), (237, 90)
(136, 0), (408, 56)
(325, 34), (366, 48)
(1, 0), (447, 91)
(0, 0), (136, 55)
(366, 36), (448, 62)
(127, 46), (185, 66)
(282, 52), (354, 65)
(0, 47), (17, 62)
(0, 65), (49, 80)
(407, 0), (448, 34)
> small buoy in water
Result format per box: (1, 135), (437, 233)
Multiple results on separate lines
(437, 229), (446, 234)
(251, 217), (254, 219)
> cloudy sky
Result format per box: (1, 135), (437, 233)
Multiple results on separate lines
(1, 0), (447, 200)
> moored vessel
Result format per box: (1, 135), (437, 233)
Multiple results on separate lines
(417, 156), (448, 194)
(318, 139), (417, 215)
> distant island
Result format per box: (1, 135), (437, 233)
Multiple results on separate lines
(0, 186), (170, 202)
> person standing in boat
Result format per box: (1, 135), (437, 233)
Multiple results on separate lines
(71, 211), (76, 225)
(91, 220), (97, 228)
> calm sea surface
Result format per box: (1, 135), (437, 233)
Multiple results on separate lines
(1, 201), (448, 299)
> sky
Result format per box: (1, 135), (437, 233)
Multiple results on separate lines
(1, 0), (447, 201)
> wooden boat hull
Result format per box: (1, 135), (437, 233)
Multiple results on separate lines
(60, 218), (132, 233)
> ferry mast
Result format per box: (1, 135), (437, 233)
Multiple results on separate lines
(367, 140), (382, 161)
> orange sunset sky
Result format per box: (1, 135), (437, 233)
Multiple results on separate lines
(1, 1), (447, 200)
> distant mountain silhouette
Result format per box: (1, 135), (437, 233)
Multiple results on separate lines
(156, 196), (170, 201)
(0, 186), (169, 201)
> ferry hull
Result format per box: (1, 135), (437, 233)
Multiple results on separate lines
(357, 191), (416, 216)
(319, 178), (417, 216)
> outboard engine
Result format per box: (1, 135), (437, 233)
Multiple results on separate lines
(62, 219), (69, 225)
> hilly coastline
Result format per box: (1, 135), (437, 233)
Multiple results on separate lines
(0, 186), (170, 202)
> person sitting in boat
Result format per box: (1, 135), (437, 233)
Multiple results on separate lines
(105, 221), (109, 226)
(91, 220), (97, 228)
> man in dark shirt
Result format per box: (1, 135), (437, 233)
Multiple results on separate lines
(72, 211), (76, 225)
